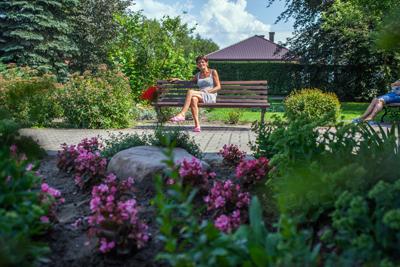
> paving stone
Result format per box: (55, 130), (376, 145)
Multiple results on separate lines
(19, 124), (256, 154)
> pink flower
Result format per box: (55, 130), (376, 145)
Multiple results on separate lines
(48, 187), (61, 198)
(215, 196), (225, 208)
(218, 144), (246, 166)
(99, 238), (116, 253)
(40, 216), (50, 223)
(215, 215), (230, 232)
(41, 183), (49, 193)
(10, 144), (17, 157)
(25, 163), (33, 171)
(235, 157), (269, 186)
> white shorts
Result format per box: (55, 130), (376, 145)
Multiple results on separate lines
(200, 90), (217, 104)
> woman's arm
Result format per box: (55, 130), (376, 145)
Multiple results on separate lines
(168, 75), (197, 83)
(207, 69), (221, 94)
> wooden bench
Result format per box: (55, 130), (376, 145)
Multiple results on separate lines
(155, 80), (270, 124)
(381, 103), (400, 122)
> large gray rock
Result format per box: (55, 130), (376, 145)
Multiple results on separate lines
(107, 146), (208, 191)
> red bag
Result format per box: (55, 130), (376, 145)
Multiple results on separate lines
(141, 86), (158, 101)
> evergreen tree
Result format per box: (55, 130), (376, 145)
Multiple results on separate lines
(70, 0), (131, 71)
(0, 0), (78, 77)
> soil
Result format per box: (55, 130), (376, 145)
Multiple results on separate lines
(37, 153), (238, 267)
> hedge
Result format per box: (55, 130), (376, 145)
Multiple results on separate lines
(209, 61), (396, 100)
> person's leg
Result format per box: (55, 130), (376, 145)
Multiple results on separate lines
(190, 96), (201, 128)
(176, 90), (203, 117)
(359, 98), (379, 120)
(364, 98), (384, 121)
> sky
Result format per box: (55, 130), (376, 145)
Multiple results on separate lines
(129, 0), (295, 49)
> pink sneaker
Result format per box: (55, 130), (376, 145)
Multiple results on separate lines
(170, 115), (185, 123)
(193, 127), (201, 132)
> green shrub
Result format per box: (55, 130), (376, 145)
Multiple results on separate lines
(135, 103), (157, 121)
(150, 127), (202, 159)
(0, 65), (62, 126)
(59, 65), (134, 129)
(225, 109), (243, 124)
(284, 88), (340, 124)
(101, 132), (150, 160)
(101, 126), (202, 159)
(273, 123), (400, 222)
(154, 140), (319, 267)
(323, 179), (400, 266)
(156, 107), (180, 123)
(0, 149), (50, 266)
(0, 119), (46, 160)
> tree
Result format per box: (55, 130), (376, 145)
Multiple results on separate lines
(110, 13), (196, 100)
(375, 6), (400, 52)
(0, 0), (78, 78)
(267, 0), (400, 99)
(191, 34), (219, 56)
(70, 0), (132, 71)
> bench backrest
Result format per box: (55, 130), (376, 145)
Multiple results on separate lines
(156, 80), (268, 107)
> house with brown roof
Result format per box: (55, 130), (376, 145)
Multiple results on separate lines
(207, 33), (290, 62)
(207, 33), (297, 96)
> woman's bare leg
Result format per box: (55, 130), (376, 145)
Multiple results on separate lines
(364, 99), (384, 121)
(190, 96), (201, 128)
(176, 90), (203, 117)
(360, 98), (379, 120)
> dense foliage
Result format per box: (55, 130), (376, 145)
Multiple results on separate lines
(210, 61), (381, 100)
(100, 126), (203, 159)
(70, 0), (131, 71)
(59, 65), (133, 128)
(284, 88), (340, 124)
(251, 111), (400, 264)
(0, 0), (78, 78)
(110, 13), (197, 100)
(0, 146), (62, 266)
(265, 0), (400, 100)
(0, 65), (62, 126)
(154, 140), (318, 266)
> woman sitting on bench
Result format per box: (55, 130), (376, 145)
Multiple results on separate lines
(169, 55), (221, 132)
(353, 79), (400, 123)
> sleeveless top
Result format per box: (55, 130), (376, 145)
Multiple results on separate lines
(197, 69), (216, 95)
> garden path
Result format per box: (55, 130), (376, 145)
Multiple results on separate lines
(20, 123), (256, 157)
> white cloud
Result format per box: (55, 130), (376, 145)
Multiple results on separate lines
(195, 0), (271, 48)
(273, 31), (294, 45)
(129, 0), (194, 20)
(129, 0), (273, 48)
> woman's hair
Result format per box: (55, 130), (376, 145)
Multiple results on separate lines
(196, 55), (208, 63)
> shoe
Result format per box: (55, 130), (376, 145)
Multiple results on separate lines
(352, 118), (362, 124)
(170, 115), (185, 123)
(193, 127), (201, 132)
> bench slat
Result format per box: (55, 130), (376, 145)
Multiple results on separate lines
(158, 85), (267, 90)
(156, 102), (270, 108)
(159, 89), (267, 94)
(158, 98), (268, 103)
(157, 80), (267, 85)
(221, 81), (267, 85)
(159, 95), (267, 100)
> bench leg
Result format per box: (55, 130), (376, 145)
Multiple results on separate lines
(260, 108), (266, 125)
(155, 106), (163, 125)
(381, 107), (388, 123)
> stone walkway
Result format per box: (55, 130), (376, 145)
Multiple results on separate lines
(20, 123), (256, 156)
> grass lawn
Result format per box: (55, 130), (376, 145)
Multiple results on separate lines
(206, 101), (378, 124)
